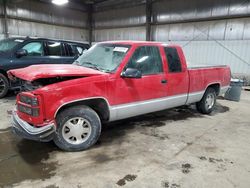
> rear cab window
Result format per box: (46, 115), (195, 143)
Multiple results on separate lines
(126, 46), (163, 75)
(164, 47), (182, 73)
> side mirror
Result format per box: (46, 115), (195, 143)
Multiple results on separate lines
(16, 49), (28, 58)
(121, 68), (142, 79)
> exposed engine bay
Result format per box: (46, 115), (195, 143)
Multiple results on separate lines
(11, 76), (82, 92)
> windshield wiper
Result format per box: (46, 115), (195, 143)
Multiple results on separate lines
(75, 61), (112, 73)
(81, 62), (103, 71)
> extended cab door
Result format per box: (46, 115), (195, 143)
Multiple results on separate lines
(112, 45), (168, 120)
(162, 46), (189, 105)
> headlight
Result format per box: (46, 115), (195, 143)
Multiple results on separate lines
(20, 95), (39, 106)
(18, 104), (40, 117)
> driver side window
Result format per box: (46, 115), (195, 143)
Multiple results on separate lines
(22, 42), (44, 56)
(126, 46), (163, 75)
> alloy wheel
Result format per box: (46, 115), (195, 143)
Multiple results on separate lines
(205, 93), (215, 110)
(62, 117), (92, 145)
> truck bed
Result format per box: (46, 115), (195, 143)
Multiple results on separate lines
(186, 64), (231, 104)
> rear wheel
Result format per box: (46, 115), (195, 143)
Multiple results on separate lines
(0, 73), (9, 98)
(54, 105), (101, 151)
(196, 87), (216, 114)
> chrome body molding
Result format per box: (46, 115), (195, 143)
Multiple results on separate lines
(54, 87), (228, 122)
(185, 91), (205, 105)
(109, 94), (188, 122)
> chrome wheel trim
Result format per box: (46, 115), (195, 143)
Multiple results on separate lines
(205, 93), (215, 110)
(62, 117), (92, 145)
(0, 77), (6, 95)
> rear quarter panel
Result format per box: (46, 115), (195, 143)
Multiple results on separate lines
(188, 66), (231, 93)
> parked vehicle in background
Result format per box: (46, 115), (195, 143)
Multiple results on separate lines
(0, 37), (89, 98)
(8, 41), (231, 151)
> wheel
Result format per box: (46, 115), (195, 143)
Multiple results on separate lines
(196, 87), (216, 114)
(0, 73), (9, 98)
(53, 105), (101, 151)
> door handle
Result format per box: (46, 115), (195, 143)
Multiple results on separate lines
(161, 79), (167, 84)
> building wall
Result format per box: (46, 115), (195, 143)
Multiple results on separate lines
(0, 0), (89, 42)
(0, 0), (5, 39)
(152, 17), (250, 41)
(1, 0), (250, 77)
(172, 40), (250, 75)
(0, 20), (4, 39)
(152, 0), (250, 25)
(94, 26), (146, 42)
(92, 0), (250, 77)
(93, 3), (146, 42)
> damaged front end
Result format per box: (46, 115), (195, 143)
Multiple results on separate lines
(8, 64), (107, 143)
(17, 76), (83, 92)
(11, 90), (57, 142)
(8, 64), (106, 92)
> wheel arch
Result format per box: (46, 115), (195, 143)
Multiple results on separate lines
(55, 97), (110, 122)
(0, 69), (8, 80)
(205, 83), (221, 96)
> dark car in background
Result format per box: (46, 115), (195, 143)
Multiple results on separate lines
(0, 37), (89, 98)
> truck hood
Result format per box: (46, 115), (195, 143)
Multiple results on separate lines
(8, 64), (107, 81)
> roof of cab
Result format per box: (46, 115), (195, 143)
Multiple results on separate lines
(99, 40), (168, 46)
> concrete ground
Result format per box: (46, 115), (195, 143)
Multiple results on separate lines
(0, 91), (250, 188)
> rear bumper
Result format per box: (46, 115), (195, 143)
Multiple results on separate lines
(11, 111), (55, 142)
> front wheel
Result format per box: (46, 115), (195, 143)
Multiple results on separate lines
(54, 105), (101, 151)
(196, 87), (216, 114)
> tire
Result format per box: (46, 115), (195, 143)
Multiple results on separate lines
(0, 73), (9, 99)
(53, 105), (102, 152)
(196, 87), (216, 114)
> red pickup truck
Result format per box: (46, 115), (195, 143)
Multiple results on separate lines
(8, 41), (231, 151)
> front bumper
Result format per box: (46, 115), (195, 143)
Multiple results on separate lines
(11, 111), (56, 142)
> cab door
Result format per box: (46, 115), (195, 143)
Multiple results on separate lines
(113, 45), (168, 120)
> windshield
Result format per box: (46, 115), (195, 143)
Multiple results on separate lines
(0, 38), (23, 52)
(73, 43), (131, 72)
